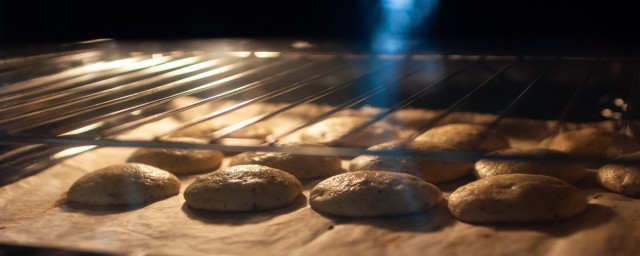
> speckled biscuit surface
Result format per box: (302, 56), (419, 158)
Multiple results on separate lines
(67, 163), (181, 206)
(474, 147), (586, 183)
(597, 152), (640, 198)
(184, 165), (303, 212)
(448, 174), (588, 223)
(539, 128), (640, 160)
(300, 116), (400, 147)
(229, 142), (343, 179)
(127, 137), (223, 175)
(415, 123), (510, 152)
(309, 171), (442, 217)
(349, 140), (472, 183)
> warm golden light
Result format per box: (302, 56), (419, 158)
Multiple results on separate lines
(254, 52), (281, 58)
(60, 122), (105, 136)
(229, 51), (252, 57)
(52, 145), (97, 159)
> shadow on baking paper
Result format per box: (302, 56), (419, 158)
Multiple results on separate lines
(181, 194), (308, 225)
(55, 194), (172, 214)
(321, 202), (456, 233)
(482, 204), (617, 237)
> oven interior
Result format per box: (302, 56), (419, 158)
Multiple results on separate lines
(1, 39), (638, 185)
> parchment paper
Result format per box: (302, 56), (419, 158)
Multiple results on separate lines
(1, 115), (640, 256)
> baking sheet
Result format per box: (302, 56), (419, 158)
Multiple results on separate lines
(1, 115), (640, 256)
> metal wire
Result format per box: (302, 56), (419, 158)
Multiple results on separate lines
(0, 49), (633, 186)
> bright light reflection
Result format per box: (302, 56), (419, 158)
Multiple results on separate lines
(52, 145), (97, 159)
(254, 52), (281, 58)
(60, 122), (105, 136)
(230, 51), (252, 57)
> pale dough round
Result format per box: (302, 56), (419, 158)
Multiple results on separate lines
(597, 152), (640, 198)
(300, 116), (400, 147)
(309, 171), (443, 217)
(539, 128), (640, 161)
(127, 137), (223, 175)
(415, 123), (510, 152)
(448, 174), (588, 223)
(184, 165), (303, 212)
(474, 147), (586, 184)
(349, 140), (472, 183)
(171, 121), (272, 141)
(67, 163), (181, 206)
(229, 142), (343, 179)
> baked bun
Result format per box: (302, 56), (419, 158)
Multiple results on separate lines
(229, 142), (343, 179)
(184, 165), (303, 212)
(127, 137), (223, 175)
(539, 128), (640, 162)
(349, 140), (472, 183)
(597, 152), (640, 198)
(300, 116), (400, 147)
(448, 174), (588, 223)
(415, 123), (510, 152)
(310, 171), (442, 217)
(474, 147), (586, 183)
(67, 163), (180, 206)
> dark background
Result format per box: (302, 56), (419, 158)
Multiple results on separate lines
(1, 1), (639, 55)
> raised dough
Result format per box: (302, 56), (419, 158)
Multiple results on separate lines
(127, 137), (223, 175)
(474, 147), (586, 184)
(309, 171), (442, 217)
(229, 142), (343, 179)
(184, 165), (303, 212)
(300, 116), (400, 147)
(66, 163), (181, 206)
(597, 152), (640, 198)
(539, 128), (640, 161)
(349, 140), (472, 183)
(448, 174), (588, 223)
(415, 123), (510, 152)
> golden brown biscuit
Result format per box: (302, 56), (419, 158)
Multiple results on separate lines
(67, 163), (180, 206)
(184, 165), (303, 212)
(474, 147), (586, 184)
(539, 128), (640, 162)
(597, 152), (640, 198)
(448, 174), (588, 223)
(349, 140), (472, 183)
(309, 171), (442, 217)
(415, 123), (510, 152)
(300, 116), (400, 147)
(127, 137), (223, 175)
(229, 142), (343, 179)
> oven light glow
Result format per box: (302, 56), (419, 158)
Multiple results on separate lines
(292, 41), (313, 49)
(254, 52), (281, 58)
(52, 145), (97, 159)
(230, 51), (252, 57)
(131, 110), (143, 116)
(60, 122), (105, 136)
(152, 53), (164, 59)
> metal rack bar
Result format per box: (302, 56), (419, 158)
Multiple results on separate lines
(0, 51), (107, 96)
(4, 57), (288, 133)
(548, 60), (600, 135)
(407, 60), (517, 140)
(155, 59), (350, 138)
(329, 60), (478, 144)
(0, 56), (228, 123)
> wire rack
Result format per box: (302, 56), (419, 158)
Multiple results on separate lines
(1, 40), (639, 185)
